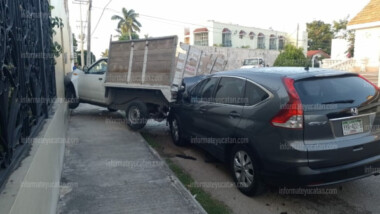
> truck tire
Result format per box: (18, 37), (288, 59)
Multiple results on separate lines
(65, 85), (79, 109)
(126, 101), (148, 130)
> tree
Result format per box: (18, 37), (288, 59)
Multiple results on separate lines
(76, 50), (96, 68)
(111, 8), (142, 41)
(307, 21), (333, 55)
(101, 49), (109, 57)
(274, 44), (307, 67)
(117, 32), (139, 41)
(332, 16), (355, 57)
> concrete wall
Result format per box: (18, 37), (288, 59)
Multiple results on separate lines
(51, 0), (73, 98)
(354, 27), (380, 67)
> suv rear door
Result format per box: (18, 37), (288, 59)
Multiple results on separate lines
(294, 74), (380, 168)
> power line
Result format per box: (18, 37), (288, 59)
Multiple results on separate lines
(91, 0), (113, 36)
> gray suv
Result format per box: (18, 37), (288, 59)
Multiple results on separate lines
(168, 67), (380, 196)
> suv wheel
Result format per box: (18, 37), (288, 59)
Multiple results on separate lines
(169, 116), (187, 146)
(126, 101), (148, 130)
(231, 145), (266, 196)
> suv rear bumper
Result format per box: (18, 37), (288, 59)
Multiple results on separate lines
(261, 154), (380, 187)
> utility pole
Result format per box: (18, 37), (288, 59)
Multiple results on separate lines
(73, 0), (88, 68)
(296, 23), (299, 48)
(86, 0), (92, 66)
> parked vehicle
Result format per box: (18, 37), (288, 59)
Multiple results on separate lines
(241, 58), (265, 69)
(168, 67), (380, 196)
(65, 36), (179, 130)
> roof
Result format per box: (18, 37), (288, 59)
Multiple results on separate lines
(211, 67), (353, 80)
(348, 0), (380, 26)
(193, 28), (208, 33)
(307, 50), (330, 58)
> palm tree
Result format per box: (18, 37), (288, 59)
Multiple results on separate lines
(111, 8), (142, 41)
(101, 49), (109, 57)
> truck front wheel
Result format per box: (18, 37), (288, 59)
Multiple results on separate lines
(126, 101), (148, 130)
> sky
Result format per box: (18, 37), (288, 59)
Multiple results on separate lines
(68, 0), (371, 59)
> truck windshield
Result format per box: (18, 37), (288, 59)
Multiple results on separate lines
(243, 59), (259, 66)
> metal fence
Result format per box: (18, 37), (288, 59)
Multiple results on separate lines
(0, 0), (56, 187)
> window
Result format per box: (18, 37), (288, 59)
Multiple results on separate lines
(239, 30), (246, 39)
(269, 35), (277, 50)
(249, 32), (255, 40)
(200, 77), (219, 101)
(222, 28), (232, 47)
(244, 81), (269, 106)
(278, 36), (285, 50)
(194, 32), (209, 46)
(294, 76), (377, 110)
(88, 60), (107, 74)
(257, 33), (265, 49)
(214, 77), (246, 105)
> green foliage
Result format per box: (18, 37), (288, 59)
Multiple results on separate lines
(76, 51), (96, 67)
(111, 8), (142, 40)
(101, 49), (109, 57)
(307, 20), (333, 55)
(241, 45), (250, 49)
(213, 44), (223, 47)
(72, 33), (78, 52)
(118, 32), (139, 41)
(165, 159), (231, 214)
(332, 16), (355, 57)
(274, 44), (308, 67)
(49, 7), (64, 62)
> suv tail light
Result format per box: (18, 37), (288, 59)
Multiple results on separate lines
(271, 78), (303, 129)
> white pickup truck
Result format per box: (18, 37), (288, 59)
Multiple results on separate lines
(64, 36), (230, 130)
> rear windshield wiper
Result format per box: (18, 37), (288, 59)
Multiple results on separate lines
(321, 99), (354, 104)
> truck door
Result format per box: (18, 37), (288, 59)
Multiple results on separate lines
(78, 59), (108, 104)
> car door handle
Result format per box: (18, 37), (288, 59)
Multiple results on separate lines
(98, 77), (103, 81)
(229, 111), (241, 118)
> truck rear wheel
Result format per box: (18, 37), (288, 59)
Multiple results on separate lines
(126, 101), (148, 130)
(65, 85), (79, 109)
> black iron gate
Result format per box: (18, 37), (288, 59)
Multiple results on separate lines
(0, 0), (56, 187)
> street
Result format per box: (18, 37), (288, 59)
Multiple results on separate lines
(141, 121), (380, 214)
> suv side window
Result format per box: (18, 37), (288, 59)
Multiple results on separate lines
(200, 77), (219, 102)
(214, 77), (246, 105)
(244, 81), (269, 106)
(88, 60), (108, 75)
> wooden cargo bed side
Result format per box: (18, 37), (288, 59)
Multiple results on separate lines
(106, 36), (178, 87)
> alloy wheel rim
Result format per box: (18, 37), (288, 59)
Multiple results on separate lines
(128, 106), (140, 124)
(234, 151), (254, 188)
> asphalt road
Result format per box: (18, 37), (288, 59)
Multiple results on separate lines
(141, 121), (380, 214)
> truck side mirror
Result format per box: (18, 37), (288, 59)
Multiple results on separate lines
(182, 91), (190, 102)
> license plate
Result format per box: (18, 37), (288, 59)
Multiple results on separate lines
(342, 119), (364, 136)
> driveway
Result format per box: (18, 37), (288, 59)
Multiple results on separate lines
(141, 121), (380, 214)
(57, 104), (205, 214)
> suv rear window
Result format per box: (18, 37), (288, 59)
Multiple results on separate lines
(294, 75), (377, 107)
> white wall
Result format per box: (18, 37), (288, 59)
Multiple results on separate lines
(50, 0), (73, 98)
(331, 38), (350, 59)
(354, 27), (380, 67)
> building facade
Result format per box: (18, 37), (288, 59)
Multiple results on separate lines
(184, 21), (307, 54)
(347, 0), (380, 71)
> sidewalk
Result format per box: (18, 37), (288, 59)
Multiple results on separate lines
(57, 104), (205, 214)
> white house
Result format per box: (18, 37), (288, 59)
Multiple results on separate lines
(347, 0), (380, 72)
(184, 21), (308, 55)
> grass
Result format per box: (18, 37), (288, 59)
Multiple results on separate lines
(141, 132), (231, 214)
(165, 159), (231, 214)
